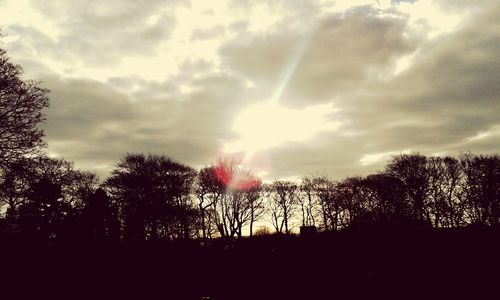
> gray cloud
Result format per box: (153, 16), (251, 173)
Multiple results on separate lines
(220, 6), (421, 105)
(2, 0), (499, 181)
(11, 0), (181, 67)
(41, 70), (254, 178)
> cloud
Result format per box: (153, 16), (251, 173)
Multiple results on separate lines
(220, 6), (421, 105)
(28, 0), (177, 66)
(40, 70), (253, 178)
(2, 0), (499, 182)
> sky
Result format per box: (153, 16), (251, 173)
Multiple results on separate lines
(1, 0), (499, 182)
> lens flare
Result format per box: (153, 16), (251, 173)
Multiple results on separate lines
(213, 161), (261, 191)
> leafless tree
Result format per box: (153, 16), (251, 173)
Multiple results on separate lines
(298, 177), (318, 227)
(245, 183), (266, 237)
(0, 46), (49, 167)
(268, 180), (298, 234)
(426, 156), (464, 227)
(197, 158), (263, 239)
(460, 153), (500, 226)
(196, 166), (224, 240)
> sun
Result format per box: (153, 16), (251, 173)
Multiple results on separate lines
(224, 102), (340, 154)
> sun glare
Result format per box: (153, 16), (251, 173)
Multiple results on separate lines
(224, 102), (339, 153)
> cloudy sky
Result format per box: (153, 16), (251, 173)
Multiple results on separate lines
(1, 0), (499, 181)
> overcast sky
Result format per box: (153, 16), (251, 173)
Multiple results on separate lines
(1, 0), (499, 181)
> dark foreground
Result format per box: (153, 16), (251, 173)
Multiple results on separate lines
(2, 226), (499, 299)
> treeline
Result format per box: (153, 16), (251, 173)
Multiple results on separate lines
(1, 37), (500, 244)
(0, 152), (499, 243)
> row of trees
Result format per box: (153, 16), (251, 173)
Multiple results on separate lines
(1, 151), (499, 242)
(303, 153), (499, 230)
(1, 37), (499, 243)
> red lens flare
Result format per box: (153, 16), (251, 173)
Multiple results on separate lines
(213, 162), (261, 191)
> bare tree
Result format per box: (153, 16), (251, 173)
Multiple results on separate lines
(245, 183), (266, 237)
(198, 158), (263, 239)
(460, 153), (500, 226)
(336, 177), (366, 227)
(0, 46), (49, 167)
(268, 180), (298, 234)
(298, 178), (318, 227)
(310, 176), (336, 231)
(426, 157), (464, 227)
(196, 166), (224, 240)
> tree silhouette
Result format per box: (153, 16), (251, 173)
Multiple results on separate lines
(268, 180), (298, 234)
(298, 178), (319, 227)
(16, 177), (72, 241)
(79, 188), (120, 241)
(245, 183), (266, 237)
(0, 158), (33, 226)
(0, 45), (49, 167)
(426, 156), (463, 227)
(105, 153), (197, 241)
(361, 173), (409, 224)
(311, 177), (338, 231)
(196, 166), (225, 240)
(460, 153), (500, 226)
(196, 158), (262, 239)
(0, 155), (98, 236)
(386, 154), (430, 224)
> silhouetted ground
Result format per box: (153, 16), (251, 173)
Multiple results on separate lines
(1, 226), (499, 299)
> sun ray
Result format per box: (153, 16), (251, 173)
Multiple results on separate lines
(269, 23), (319, 105)
(230, 23), (319, 172)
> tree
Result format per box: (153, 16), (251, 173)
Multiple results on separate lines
(360, 173), (409, 225)
(0, 158), (33, 219)
(105, 153), (197, 241)
(460, 153), (500, 226)
(196, 166), (225, 240)
(335, 177), (366, 227)
(268, 180), (298, 234)
(311, 176), (338, 231)
(386, 153), (430, 224)
(0, 155), (99, 236)
(299, 177), (319, 227)
(426, 156), (463, 227)
(245, 183), (266, 237)
(0, 44), (49, 167)
(79, 188), (120, 241)
(253, 225), (272, 236)
(196, 158), (262, 239)
(16, 177), (72, 241)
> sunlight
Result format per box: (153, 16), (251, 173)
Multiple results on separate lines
(466, 125), (500, 143)
(223, 20), (326, 157)
(360, 148), (411, 166)
(224, 102), (339, 153)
